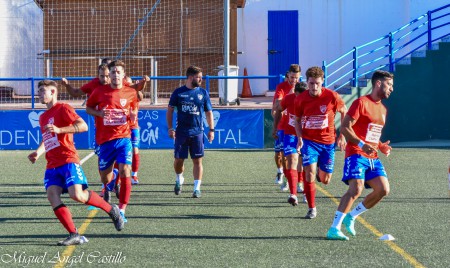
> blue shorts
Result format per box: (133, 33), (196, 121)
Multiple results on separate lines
(131, 128), (140, 148)
(174, 133), (204, 159)
(283, 134), (298, 156)
(301, 139), (335, 173)
(98, 138), (132, 170)
(342, 154), (388, 188)
(274, 130), (285, 153)
(43, 163), (88, 194)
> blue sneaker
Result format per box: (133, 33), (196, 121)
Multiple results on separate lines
(343, 214), (356, 236)
(192, 190), (201, 198)
(120, 211), (128, 223)
(327, 227), (349, 241)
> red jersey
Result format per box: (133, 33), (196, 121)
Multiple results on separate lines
(280, 93), (297, 135)
(80, 78), (131, 97)
(39, 103), (80, 169)
(86, 85), (138, 145)
(273, 81), (294, 130)
(294, 88), (345, 145)
(345, 95), (387, 159)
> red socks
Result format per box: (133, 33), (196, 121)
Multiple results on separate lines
(86, 190), (112, 213)
(298, 171), (304, 184)
(119, 177), (132, 210)
(132, 153), (140, 174)
(286, 169), (298, 195)
(303, 180), (316, 208)
(53, 204), (77, 233)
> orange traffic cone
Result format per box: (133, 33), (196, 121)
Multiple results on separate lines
(241, 67), (252, 98)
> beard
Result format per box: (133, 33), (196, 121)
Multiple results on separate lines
(192, 80), (201, 88)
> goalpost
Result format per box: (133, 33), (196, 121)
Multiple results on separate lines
(1, 0), (225, 107)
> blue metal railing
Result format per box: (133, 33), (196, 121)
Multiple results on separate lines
(0, 75), (284, 109)
(323, 4), (450, 90)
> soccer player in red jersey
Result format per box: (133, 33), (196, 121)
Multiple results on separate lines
(86, 60), (139, 223)
(294, 66), (347, 219)
(327, 70), (394, 240)
(273, 82), (308, 206)
(27, 80), (124, 246)
(272, 64), (301, 190)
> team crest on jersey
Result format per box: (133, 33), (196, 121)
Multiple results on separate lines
(120, 99), (127, 107)
(198, 94), (203, 101)
(320, 105), (327, 114)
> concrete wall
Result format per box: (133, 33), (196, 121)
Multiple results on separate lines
(237, 0), (450, 96)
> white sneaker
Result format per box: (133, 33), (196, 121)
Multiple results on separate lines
(305, 208), (317, 219)
(275, 173), (284, 185)
(280, 181), (289, 192)
(287, 194), (298, 206)
(302, 194), (308, 204)
(297, 183), (304, 193)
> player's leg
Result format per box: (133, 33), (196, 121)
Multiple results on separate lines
(283, 134), (299, 206)
(44, 168), (80, 245)
(116, 138), (133, 223)
(173, 135), (188, 195)
(190, 133), (205, 198)
(297, 155), (307, 203)
(274, 130), (285, 185)
(301, 139), (320, 219)
(317, 143), (336, 185)
(131, 128), (141, 184)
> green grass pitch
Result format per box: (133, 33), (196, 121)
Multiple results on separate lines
(0, 148), (449, 267)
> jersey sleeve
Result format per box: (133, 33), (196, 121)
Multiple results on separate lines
(203, 90), (213, 112)
(273, 84), (284, 101)
(168, 89), (178, 108)
(347, 98), (362, 121)
(80, 80), (96, 94)
(62, 104), (81, 124)
(294, 94), (303, 117)
(280, 95), (288, 110)
(85, 89), (98, 108)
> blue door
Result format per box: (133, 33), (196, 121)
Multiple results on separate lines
(268, 10), (299, 90)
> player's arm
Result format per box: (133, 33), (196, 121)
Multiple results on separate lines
(61, 78), (85, 97)
(28, 142), (45, 164)
(137, 91), (144, 102)
(166, 105), (175, 139)
(341, 114), (376, 155)
(131, 75), (150, 92)
(86, 106), (105, 118)
(272, 103), (282, 139)
(205, 110), (215, 143)
(45, 117), (88, 134)
(336, 104), (348, 151)
(294, 115), (304, 150)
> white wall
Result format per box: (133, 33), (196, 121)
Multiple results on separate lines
(0, 0), (43, 95)
(237, 0), (450, 95)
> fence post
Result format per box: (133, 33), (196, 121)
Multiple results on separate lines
(352, 47), (358, 87)
(322, 61), (327, 87)
(427, 11), (432, 50)
(389, 32), (394, 72)
(205, 75), (210, 93)
(31, 77), (35, 109)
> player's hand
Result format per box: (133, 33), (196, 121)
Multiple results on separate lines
(45, 124), (61, 134)
(208, 131), (214, 143)
(61, 78), (69, 87)
(168, 129), (175, 139)
(142, 75), (150, 82)
(28, 152), (39, 164)
(337, 134), (346, 151)
(296, 137), (303, 151)
(379, 140), (392, 157)
(362, 143), (377, 156)
(272, 129), (278, 139)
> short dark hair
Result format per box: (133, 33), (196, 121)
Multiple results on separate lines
(108, 60), (125, 70)
(289, 64), (301, 73)
(371, 70), (394, 86)
(38, 79), (58, 88)
(101, 58), (112, 65)
(98, 63), (109, 72)
(305, 66), (324, 80)
(186, 65), (202, 77)
(295, 82), (308, 93)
